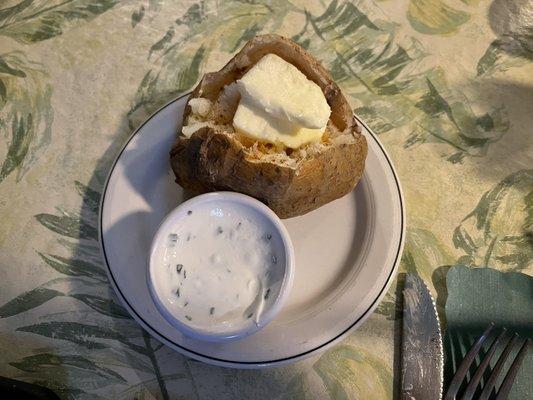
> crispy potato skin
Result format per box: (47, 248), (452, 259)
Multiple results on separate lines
(170, 34), (368, 218)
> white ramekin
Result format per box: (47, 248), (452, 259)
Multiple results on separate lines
(147, 192), (295, 342)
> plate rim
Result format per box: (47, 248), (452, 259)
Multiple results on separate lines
(98, 93), (405, 368)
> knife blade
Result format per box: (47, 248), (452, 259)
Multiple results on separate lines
(401, 273), (443, 400)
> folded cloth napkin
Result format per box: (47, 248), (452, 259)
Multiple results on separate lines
(444, 266), (533, 399)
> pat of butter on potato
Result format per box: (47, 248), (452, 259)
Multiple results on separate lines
(233, 54), (331, 149)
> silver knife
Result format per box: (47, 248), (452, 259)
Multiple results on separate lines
(401, 273), (443, 400)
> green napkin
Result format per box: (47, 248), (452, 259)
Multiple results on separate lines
(444, 266), (533, 399)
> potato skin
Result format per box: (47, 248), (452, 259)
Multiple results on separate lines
(170, 127), (367, 219)
(170, 35), (368, 218)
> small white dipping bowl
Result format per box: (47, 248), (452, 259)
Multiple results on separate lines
(147, 192), (295, 342)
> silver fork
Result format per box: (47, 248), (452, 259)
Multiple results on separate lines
(444, 323), (530, 400)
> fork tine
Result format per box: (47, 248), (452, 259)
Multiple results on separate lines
(494, 339), (530, 400)
(478, 333), (520, 400)
(461, 328), (508, 400)
(444, 324), (495, 400)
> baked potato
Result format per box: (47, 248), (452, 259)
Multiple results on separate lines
(170, 34), (367, 218)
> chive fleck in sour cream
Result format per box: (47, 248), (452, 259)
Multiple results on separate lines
(148, 193), (294, 341)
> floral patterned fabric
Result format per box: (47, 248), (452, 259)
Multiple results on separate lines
(0, 0), (531, 398)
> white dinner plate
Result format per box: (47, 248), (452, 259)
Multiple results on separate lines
(99, 94), (405, 368)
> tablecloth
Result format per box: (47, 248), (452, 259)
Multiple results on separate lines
(0, 0), (531, 399)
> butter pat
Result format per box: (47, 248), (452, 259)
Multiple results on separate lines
(237, 54), (330, 128)
(233, 54), (330, 148)
(234, 102), (324, 148)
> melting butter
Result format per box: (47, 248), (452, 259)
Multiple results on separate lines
(233, 53), (331, 148)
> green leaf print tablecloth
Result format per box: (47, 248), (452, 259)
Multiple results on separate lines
(0, 0), (531, 399)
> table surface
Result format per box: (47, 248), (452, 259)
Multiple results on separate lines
(0, 0), (531, 399)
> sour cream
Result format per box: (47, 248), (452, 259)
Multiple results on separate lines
(148, 193), (294, 341)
